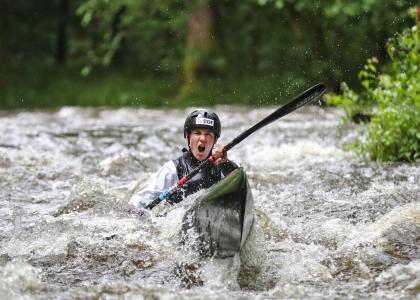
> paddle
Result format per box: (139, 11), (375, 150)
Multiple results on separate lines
(145, 83), (326, 210)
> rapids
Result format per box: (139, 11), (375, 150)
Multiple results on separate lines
(0, 105), (419, 299)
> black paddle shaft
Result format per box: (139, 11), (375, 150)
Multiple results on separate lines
(145, 83), (326, 209)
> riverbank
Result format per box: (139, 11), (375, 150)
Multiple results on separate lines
(0, 64), (306, 110)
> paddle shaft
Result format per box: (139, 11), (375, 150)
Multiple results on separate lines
(145, 83), (326, 209)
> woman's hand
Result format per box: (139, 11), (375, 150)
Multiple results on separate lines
(212, 145), (228, 164)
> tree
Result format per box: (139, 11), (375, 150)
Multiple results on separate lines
(0, 0), (12, 88)
(178, 2), (228, 99)
(56, 0), (69, 64)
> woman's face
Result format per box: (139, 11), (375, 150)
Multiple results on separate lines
(187, 128), (216, 161)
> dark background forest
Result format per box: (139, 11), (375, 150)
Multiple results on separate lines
(0, 0), (415, 109)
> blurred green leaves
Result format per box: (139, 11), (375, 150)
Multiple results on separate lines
(326, 8), (420, 162)
(0, 0), (416, 110)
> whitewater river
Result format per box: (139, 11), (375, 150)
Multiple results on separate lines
(0, 104), (419, 299)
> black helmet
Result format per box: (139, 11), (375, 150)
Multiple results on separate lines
(184, 109), (221, 138)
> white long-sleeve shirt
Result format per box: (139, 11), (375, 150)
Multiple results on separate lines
(129, 160), (178, 209)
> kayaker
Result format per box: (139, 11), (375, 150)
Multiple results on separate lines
(129, 109), (239, 209)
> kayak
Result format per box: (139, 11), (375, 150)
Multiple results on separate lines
(182, 168), (254, 258)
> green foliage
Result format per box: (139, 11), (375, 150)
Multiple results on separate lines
(0, 0), (416, 110)
(254, 0), (412, 88)
(76, 0), (191, 75)
(73, 0), (414, 84)
(326, 9), (420, 162)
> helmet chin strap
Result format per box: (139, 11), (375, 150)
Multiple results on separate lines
(186, 131), (191, 150)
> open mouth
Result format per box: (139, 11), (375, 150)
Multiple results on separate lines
(198, 145), (205, 153)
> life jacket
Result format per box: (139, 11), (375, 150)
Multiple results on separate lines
(168, 150), (223, 204)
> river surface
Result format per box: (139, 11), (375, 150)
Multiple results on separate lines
(0, 104), (419, 299)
